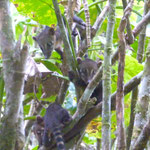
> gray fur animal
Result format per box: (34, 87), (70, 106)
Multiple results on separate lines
(43, 103), (72, 150)
(33, 16), (86, 59)
(69, 56), (103, 104)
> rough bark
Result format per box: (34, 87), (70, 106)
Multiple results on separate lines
(0, 1), (28, 149)
(116, 1), (134, 149)
(102, 0), (116, 149)
(131, 42), (150, 149)
(0, 72), (4, 121)
(132, 117), (150, 150)
(126, 1), (149, 149)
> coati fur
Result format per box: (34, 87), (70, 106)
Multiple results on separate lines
(32, 116), (45, 147)
(33, 15), (86, 59)
(69, 56), (103, 104)
(33, 103), (72, 150)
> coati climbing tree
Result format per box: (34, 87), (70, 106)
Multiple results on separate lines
(0, 0), (150, 150)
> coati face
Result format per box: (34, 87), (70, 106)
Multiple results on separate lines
(32, 116), (45, 147)
(33, 26), (55, 59)
(77, 57), (98, 85)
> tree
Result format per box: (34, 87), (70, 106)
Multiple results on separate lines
(0, 0), (150, 150)
(0, 0), (28, 149)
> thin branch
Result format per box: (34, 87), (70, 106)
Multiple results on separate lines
(102, 0), (116, 149)
(83, 0), (91, 47)
(78, 2), (109, 57)
(133, 10), (150, 38)
(116, 1), (133, 149)
(52, 0), (76, 72)
(78, 0), (107, 15)
(126, 1), (149, 149)
(56, 80), (70, 105)
(111, 9), (150, 65)
(122, 0), (134, 44)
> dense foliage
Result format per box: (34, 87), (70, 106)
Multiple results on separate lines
(0, 0), (150, 149)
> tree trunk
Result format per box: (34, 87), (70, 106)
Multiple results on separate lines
(0, 0), (28, 149)
(131, 41), (150, 149)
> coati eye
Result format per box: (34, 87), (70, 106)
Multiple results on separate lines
(92, 70), (96, 75)
(80, 69), (86, 74)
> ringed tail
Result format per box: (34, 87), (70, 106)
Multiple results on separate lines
(52, 127), (66, 150)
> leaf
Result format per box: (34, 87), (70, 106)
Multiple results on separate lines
(24, 116), (36, 120)
(11, 0), (64, 25)
(42, 59), (62, 74)
(32, 146), (39, 150)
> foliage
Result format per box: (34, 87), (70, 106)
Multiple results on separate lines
(11, 0), (64, 26)
(0, 0), (150, 149)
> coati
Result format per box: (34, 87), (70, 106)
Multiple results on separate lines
(32, 116), (45, 147)
(33, 15), (86, 59)
(43, 103), (72, 149)
(33, 103), (72, 149)
(69, 56), (103, 105)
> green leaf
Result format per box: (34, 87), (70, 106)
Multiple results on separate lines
(11, 0), (64, 25)
(42, 59), (62, 74)
(24, 116), (36, 120)
(32, 145), (39, 150)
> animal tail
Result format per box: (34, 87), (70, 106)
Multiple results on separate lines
(52, 127), (66, 150)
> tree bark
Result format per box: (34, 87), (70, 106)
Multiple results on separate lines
(116, 1), (134, 149)
(102, 0), (116, 149)
(126, 1), (149, 149)
(131, 42), (150, 149)
(0, 0), (28, 149)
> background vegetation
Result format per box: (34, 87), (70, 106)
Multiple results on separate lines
(0, 0), (150, 150)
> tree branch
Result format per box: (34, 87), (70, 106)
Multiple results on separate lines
(78, 2), (109, 57)
(52, 0), (76, 72)
(132, 118), (150, 150)
(64, 71), (142, 147)
(102, 0), (116, 149)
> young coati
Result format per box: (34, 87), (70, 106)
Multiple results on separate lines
(32, 116), (45, 147)
(33, 103), (72, 150)
(33, 15), (86, 59)
(69, 56), (103, 105)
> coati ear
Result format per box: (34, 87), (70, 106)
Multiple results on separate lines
(84, 54), (88, 59)
(48, 27), (55, 35)
(33, 36), (37, 41)
(77, 57), (82, 64)
(36, 115), (44, 124)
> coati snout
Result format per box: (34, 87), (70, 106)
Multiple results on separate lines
(32, 116), (44, 147)
(77, 57), (98, 84)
